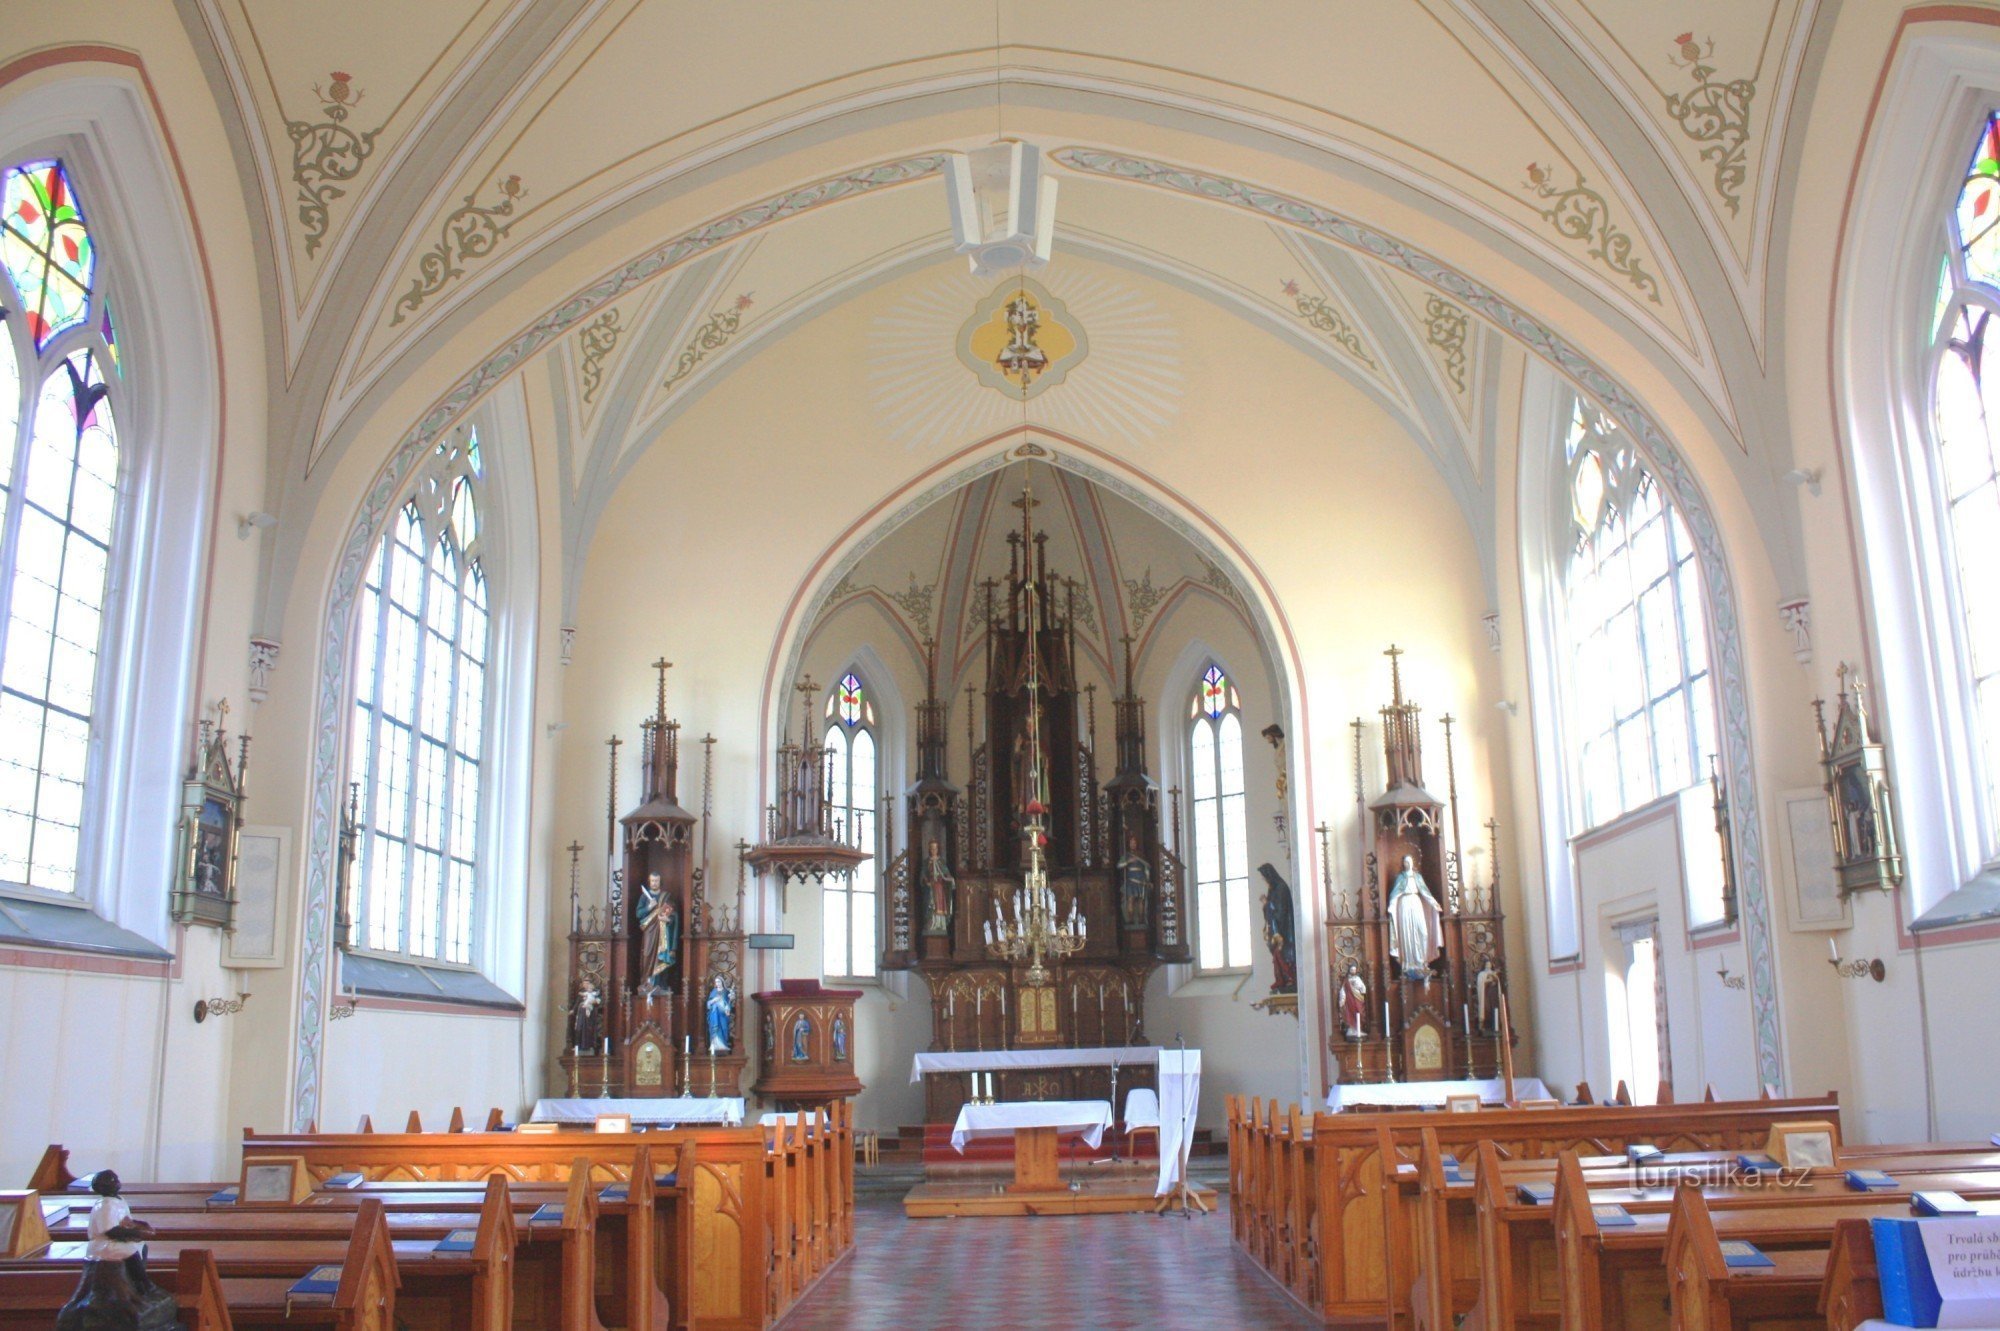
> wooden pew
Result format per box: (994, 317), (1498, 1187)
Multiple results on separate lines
(1663, 1186), (1827, 1331)
(0, 1248), (234, 1330)
(1232, 1087), (1840, 1319)
(0, 1201), (401, 1331)
(33, 1150), (670, 1331)
(1818, 1218), (1884, 1331)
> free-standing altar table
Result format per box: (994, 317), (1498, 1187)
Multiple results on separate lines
(1323, 1077), (1551, 1111)
(529, 1096), (746, 1126)
(950, 1099), (1113, 1192)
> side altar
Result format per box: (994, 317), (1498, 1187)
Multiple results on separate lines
(881, 487), (1192, 1125)
(1326, 647), (1516, 1086)
(556, 660), (748, 1099)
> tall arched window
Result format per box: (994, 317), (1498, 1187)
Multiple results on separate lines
(1926, 112), (2000, 856)
(348, 428), (488, 964)
(1188, 664), (1251, 970)
(0, 159), (120, 897)
(821, 671), (877, 978)
(1562, 399), (1718, 830)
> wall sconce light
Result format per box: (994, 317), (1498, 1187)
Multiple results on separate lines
(1715, 964), (1746, 990)
(236, 511), (277, 541)
(329, 982), (360, 1021)
(193, 991), (250, 1022)
(1827, 937), (1886, 982)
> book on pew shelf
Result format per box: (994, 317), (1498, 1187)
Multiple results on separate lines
(600, 1184), (629, 1203)
(1913, 1191), (1979, 1215)
(433, 1229), (478, 1253)
(1735, 1153), (1781, 1172)
(656, 1172), (677, 1188)
(1441, 1154), (1468, 1184)
(1846, 1169), (1898, 1191)
(1515, 1182), (1555, 1205)
(288, 1266), (343, 1298)
(529, 1202), (564, 1224)
(1873, 1216), (1945, 1327)
(1591, 1204), (1637, 1227)
(206, 1188), (237, 1205)
(1718, 1240), (1775, 1269)
(1627, 1143), (1664, 1163)
(322, 1172), (365, 1190)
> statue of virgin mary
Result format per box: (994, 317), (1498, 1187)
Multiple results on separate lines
(1386, 855), (1443, 980)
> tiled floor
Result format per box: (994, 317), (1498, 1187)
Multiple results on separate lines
(778, 1194), (1325, 1330)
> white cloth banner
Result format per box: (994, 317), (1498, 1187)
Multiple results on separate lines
(529, 1096), (745, 1126)
(911, 1046), (1161, 1082)
(949, 1099), (1113, 1153)
(1325, 1077), (1552, 1111)
(1155, 1049), (1201, 1198)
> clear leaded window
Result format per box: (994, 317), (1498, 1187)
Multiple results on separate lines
(821, 672), (877, 978)
(1930, 111), (2000, 852)
(1563, 399), (1718, 829)
(0, 159), (120, 896)
(348, 429), (488, 964)
(1188, 664), (1251, 970)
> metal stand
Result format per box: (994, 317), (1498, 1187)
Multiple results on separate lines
(1154, 1035), (1209, 1218)
(1107, 1059), (1122, 1163)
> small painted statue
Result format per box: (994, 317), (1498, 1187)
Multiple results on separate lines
(790, 1014), (811, 1062)
(57, 1171), (178, 1329)
(1341, 964), (1368, 1040)
(832, 1014), (849, 1063)
(1117, 833), (1151, 930)
(922, 838), (955, 937)
(705, 975), (734, 1054)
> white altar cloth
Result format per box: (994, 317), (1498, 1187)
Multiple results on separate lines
(1325, 1077), (1552, 1111)
(950, 1099), (1113, 1153)
(1155, 1049), (1201, 1198)
(911, 1045), (1161, 1082)
(529, 1096), (745, 1126)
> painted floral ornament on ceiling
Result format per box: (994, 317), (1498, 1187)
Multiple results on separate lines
(957, 278), (1088, 400)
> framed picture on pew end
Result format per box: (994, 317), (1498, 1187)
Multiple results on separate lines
(1445, 1093), (1482, 1114)
(593, 1113), (633, 1134)
(1766, 1121), (1838, 1170)
(0, 1189), (52, 1257)
(239, 1155), (312, 1205)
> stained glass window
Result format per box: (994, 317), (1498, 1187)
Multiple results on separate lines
(349, 428), (488, 964)
(1929, 120), (2000, 846)
(1562, 398), (1718, 830)
(0, 154), (120, 899)
(1, 161), (95, 351)
(821, 676), (878, 978)
(1189, 665), (1251, 970)
(827, 671), (873, 729)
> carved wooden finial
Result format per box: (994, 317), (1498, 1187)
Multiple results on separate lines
(651, 658), (673, 722)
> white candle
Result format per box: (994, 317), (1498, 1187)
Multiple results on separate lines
(1828, 937), (1839, 962)
(1382, 1001), (1391, 1037)
(602, 1037), (610, 1055)
(1463, 1004), (1472, 1037)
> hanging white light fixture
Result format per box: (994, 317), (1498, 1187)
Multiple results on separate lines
(944, 139), (1058, 277)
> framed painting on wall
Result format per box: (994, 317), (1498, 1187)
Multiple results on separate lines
(1781, 788), (1850, 931)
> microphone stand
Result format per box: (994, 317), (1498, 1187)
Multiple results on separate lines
(1156, 1032), (1209, 1218)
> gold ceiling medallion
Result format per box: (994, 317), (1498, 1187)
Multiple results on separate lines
(958, 278), (1087, 400)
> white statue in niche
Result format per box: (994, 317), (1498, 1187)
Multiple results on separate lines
(1386, 855), (1443, 981)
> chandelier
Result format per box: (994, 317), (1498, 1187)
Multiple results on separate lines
(983, 566), (1085, 986)
(944, 140), (1058, 277)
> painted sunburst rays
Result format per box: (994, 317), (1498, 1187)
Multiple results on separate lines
(867, 268), (1183, 451)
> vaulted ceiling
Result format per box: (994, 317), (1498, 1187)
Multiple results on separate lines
(170, 0), (1834, 626)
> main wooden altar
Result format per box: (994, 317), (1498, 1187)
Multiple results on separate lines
(881, 488), (1191, 1124)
